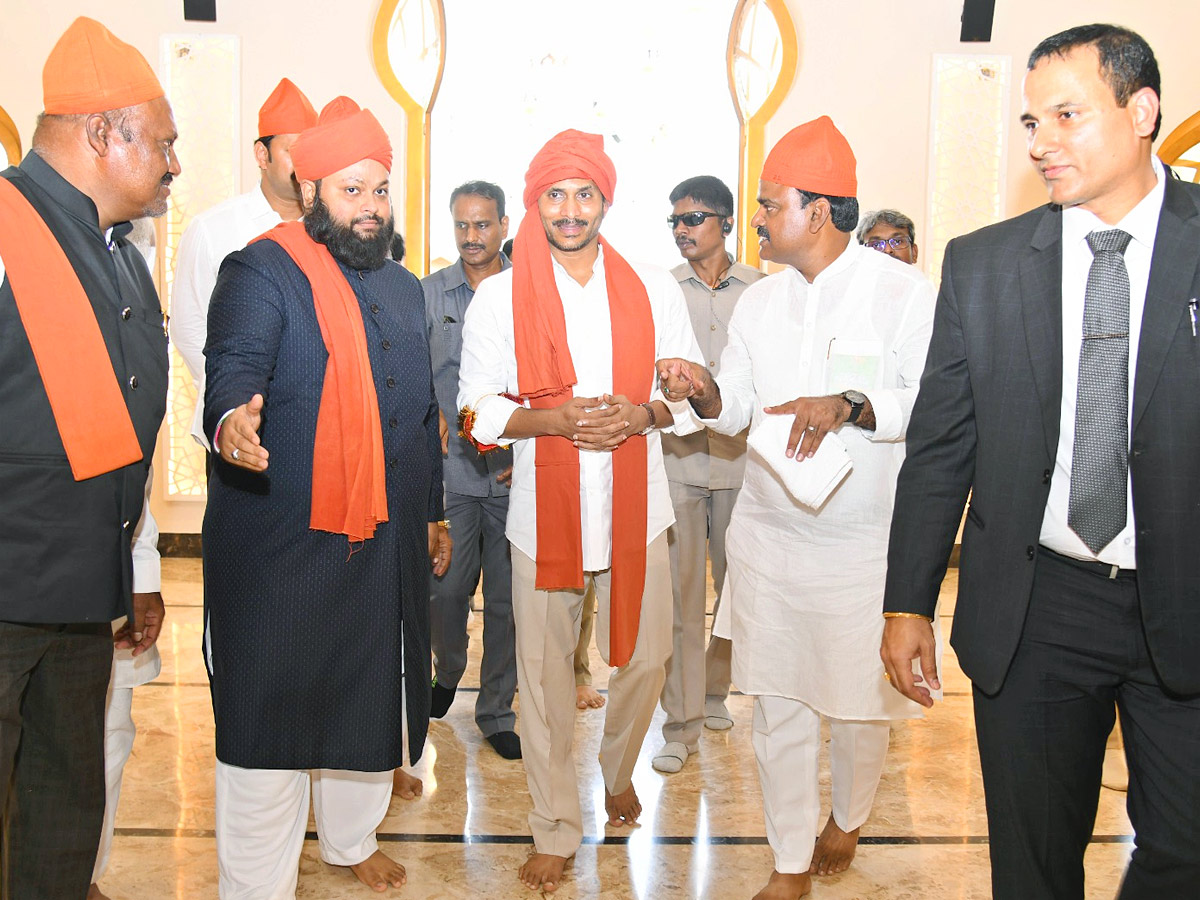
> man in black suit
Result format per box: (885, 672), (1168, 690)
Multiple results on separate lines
(882, 24), (1200, 900)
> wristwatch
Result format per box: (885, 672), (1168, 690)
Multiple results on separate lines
(841, 390), (867, 425)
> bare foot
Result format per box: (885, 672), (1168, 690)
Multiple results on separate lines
(87, 885), (112, 900)
(348, 849), (406, 892)
(752, 869), (812, 899)
(809, 813), (859, 875)
(519, 852), (568, 892)
(576, 684), (605, 710)
(604, 784), (642, 826)
(391, 768), (423, 800)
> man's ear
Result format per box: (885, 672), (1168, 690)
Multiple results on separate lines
(1128, 86), (1159, 140)
(808, 197), (831, 232)
(253, 139), (270, 171)
(299, 179), (317, 211)
(85, 113), (113, 157)
(500, 215), (510, 240)
(911, 242), (919, 264)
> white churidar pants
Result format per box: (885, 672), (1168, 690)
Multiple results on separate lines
(215, 761), (392, 899)
(511, 531), (673, 858)
(91, 685), (135, 883)
(752, 694), (890, 873)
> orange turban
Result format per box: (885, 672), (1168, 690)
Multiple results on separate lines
(258, 78), (317, 139)
(43, 17), (163, 115)
(522, 128), (616, 210)
(291, 97), (392, 182)
(762, 116), (858, 197)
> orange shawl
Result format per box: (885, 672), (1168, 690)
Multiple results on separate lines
(0, 176), (142, 480)
(254, 222), (388, 543)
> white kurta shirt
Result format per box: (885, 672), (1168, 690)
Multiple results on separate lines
(457, 246), (703, 570)
(170, 186), (284, 448)
(707, 241), (935, 718)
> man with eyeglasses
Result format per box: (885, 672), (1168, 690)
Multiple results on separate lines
(652, 176), (762, 775)
(857, 209), (919, 265)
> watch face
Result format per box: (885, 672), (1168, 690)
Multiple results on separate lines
(844, 390), (867, 405)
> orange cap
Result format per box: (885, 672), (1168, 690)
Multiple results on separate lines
(290, 96), (392, 182)
(522, 129), (616, 211)
(257, 78), (317, 139)
(43, 17), (163, 115)
(761, 116), (857, 197)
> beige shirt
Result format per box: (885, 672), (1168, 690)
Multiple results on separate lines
(661, 257), (762, 489)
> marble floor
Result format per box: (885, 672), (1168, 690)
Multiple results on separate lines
(97, 559), (1132, 899)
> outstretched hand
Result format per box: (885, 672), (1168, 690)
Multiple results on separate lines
(218, 393), (269, 472)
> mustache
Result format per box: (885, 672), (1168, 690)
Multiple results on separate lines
(756, 225), (770, 240)
(461, 242), (486, 252)
(161, 174), (174, 186)
(553, 218), (588, 229)
(353, 213), (385, 226)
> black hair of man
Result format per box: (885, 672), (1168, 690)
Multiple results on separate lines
(669, 175), (734, 217)
(1027, 23), (1162, 140)
(391, 231), (406, 263)
(502, 238), (515, 260)
(449, 180), (506, 221)
(796, 190), (859, 233)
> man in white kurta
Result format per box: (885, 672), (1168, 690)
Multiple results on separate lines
(457, 129), (702, 893)
(659, 117), (934, 900)
(169, 78), (316, 447)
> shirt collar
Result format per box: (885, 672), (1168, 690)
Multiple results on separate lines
(443, 252), (512, 292)
(672, 252), (751, 289)
(19, 151), (116, 239)
(1061, 157), (1165, 252)
(804, 238), (860, 286)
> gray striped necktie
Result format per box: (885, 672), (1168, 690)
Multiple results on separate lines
(1068, 228), (1132, 554)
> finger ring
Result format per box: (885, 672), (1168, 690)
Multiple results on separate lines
(806, 425), (817, 432)
(231, 448), (240, 461)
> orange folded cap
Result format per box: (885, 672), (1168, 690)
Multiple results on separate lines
(761, 116), (858, 197)
(43, 17), (163, 115)
(258, 78), (317, 139)
(290, 96), (392, 182)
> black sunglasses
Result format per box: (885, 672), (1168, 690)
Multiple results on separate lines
(667, 211), (723, 229)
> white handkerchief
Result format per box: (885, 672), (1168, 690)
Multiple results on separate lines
(747, 415), (852, 508)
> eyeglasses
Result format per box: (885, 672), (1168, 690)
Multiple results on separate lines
(667, 211), (723, 229)
(864, 236), (913, 252)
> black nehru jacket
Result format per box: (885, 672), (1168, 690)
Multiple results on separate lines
(0, 153), (167, 624)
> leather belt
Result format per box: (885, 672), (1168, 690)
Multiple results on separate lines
(1038, 545), (1136, 581)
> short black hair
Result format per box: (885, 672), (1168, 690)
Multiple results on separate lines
(668, 176), (734, 218)
(391, 232), (406, 263)
(796, 190), (859, 233)
(1028, 23), (1162, 140)
(450, 180), (506, 221)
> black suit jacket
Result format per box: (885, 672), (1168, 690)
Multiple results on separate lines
(885, 175), (1200, 695)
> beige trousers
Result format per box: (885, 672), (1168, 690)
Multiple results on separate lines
(573, 584), (597, 686)
(512, 532), (673, 857)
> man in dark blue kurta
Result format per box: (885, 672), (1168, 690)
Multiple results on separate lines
(203, 97), (445, 898)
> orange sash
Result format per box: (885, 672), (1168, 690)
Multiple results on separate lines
(254, 222), (388, 543)
(512, 218), (653, 667)
(0, 176), (142, 480)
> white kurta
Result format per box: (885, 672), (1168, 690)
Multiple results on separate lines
(706, 242), (935, 720)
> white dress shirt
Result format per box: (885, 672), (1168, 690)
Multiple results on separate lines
(1039, 158), (1165, 569)
(457, 246), (703, 570)
(170, 186), (284, 448)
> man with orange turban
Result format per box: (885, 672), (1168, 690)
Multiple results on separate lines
(0, 17), (176, 898)
(658, 116), (935, 900)
(457, 129), (703, 892)
(202, 97), (446, 898)
(172, 77), (317, 451)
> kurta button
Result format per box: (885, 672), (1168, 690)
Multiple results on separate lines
(710, 324), (717, 331)
(121, 306), (132, 320)
(122, 520), (131, 529)
(386, 377), (395, 388)
(389, 417), (398, 428)
(382, 340), (391, 350)
(709, 361), (715, 367)
(371, 304), (380, 314)
(1026, 545), (1035, 560)
(388, 458), (397, 468)
(128, 375), (139, 389)
(1042, 469), (1051, 484)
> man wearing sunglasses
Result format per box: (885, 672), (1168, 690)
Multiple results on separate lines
(653, 176), (762, 775)
(857, 209), (919, 265)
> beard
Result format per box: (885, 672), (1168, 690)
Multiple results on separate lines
(304, 193), (394, 271)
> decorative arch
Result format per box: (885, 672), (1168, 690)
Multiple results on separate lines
(372, 0), (447, 277)
(727, 0), (799, 267)
(0, 104), (22, 166)
(1159, 109), (1200, 183)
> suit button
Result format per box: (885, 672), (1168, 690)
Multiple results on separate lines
(386, 377), (395, 388)
(371, 304), (380, 314)
(1026, 545), (1035, 561)
(121, 306), (132, 320)
(388, 458), (397, 468)
(389, 417), (398, 428)
(128, 374), (139, 389)
(382, 340), (391, 350)
(1042, 469), (1051, 484)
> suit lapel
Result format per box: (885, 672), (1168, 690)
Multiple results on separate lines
(1133, 179), (1200, 432)
(1019, 207), (1064, 461)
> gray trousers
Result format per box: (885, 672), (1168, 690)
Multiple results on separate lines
(660, 481), (737, 748)
(0, 620), (112, 900)
(429, 491), (516, 736)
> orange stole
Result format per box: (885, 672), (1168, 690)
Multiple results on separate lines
(0, 176), (142, 480)
(254, 222), (388, 543)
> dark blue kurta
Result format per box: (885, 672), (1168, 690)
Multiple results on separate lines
(203, 240), (441, 770)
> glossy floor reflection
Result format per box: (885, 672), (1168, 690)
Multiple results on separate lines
(99, 560), (1132, 898)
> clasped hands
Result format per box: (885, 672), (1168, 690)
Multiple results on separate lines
(655, 357), (850, 460)
(554, 394), (650, 451)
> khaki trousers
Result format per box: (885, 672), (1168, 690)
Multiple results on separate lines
(512, 532), (672, 857)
